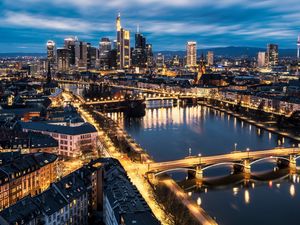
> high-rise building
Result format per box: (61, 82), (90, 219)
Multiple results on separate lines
(99, 37), (112, 69)
(132, 27), (147, 68)
(186, 41), (197, 68)
(116, 13), (131, 69)
(75, 41), (88, 70)
(266, 44), (279, 67)
(64, 37), (76, 66)
(207, 51), (214, 66)
(145, 44), (154, 68)
(46, 40), (56, 64)
(156, 53), (164, 68)
(257, 51), (266, 68)
(87, 43), (100, 69)
(57, 48), (70, 71)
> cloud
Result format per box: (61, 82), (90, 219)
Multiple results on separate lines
(1, 0), (300, 52)
(2, 11), (112, 33)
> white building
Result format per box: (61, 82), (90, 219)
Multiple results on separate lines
(257, 52), (266, 67)
(19, 122), (98, 157)
(186, 41), (197, 68)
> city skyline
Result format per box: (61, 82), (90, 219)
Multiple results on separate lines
(1, 0), (300, 52)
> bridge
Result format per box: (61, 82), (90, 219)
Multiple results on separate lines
(147, 147), (300, 182)
(56, 78), (170, 94)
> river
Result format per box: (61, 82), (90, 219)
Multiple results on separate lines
(108, 100), (300, 225)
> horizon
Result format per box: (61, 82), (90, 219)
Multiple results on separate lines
(0, 45), (298, 55)
(1, 0), (300, 53)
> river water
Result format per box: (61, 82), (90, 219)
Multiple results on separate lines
(108, 100), (300, 225)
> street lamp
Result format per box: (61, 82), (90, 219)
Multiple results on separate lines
(188, 148), (192, 157)
(246, 147), (250, 158)
(234, 143), (237, 152)
(198, 153), (202, 164)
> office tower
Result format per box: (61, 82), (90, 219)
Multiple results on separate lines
(156, 53), (164, 68)
(75, 41), (88, 70)
(186, 41), (197, 68)
(116, 13), (131, 69)
(266, 44), (279, 67)
(99, 37), (112, 69)
(207, 51), (214, 66)
(132, 27), (147, 68)
(145, 44), (154, 68)
(135, 27), (146, 49)
(57, 48), (70, 71)
(87, 43), (100, 69)
(46, 40), (56, 64)
(64, 37), (76, 66)
(257, 52), (266, 67)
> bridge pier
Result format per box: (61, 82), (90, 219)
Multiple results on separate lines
(187, 166), (203, 184)
(289, 155), (297, 172)
(195, 165), (203, 180)
(233, 160), (251, 179)
(243, 159), (251, 181)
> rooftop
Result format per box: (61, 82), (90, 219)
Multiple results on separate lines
(19, 121), (97, 135)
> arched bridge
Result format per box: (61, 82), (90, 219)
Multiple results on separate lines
(148, 147), (300, 180)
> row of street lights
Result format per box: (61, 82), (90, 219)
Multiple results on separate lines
(188, 143), (251, 164)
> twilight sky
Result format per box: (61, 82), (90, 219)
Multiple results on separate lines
(0, 0), (299, 52)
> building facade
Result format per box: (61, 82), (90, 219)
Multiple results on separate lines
(75, 41), (88, 70)
(0, 158), (104, 225)
(0, 152), (58, 210)
(116, 14), (131, 69)
(257, 51), (266, 68)
(99, 37), (112, 69)
(19, 122), (98, 158)
(57, 48), (70, 72)
(64, 37), (76, 66)
(207, 51), (214, 66)
(266, 44), (279, 67)
(47, 40), (56, 65)
(186, 41), (197, 68)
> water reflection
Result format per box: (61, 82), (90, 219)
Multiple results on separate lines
(107, 102), (300, 225)
(177, 169), (300, 225)
(108, 103), (295, 162)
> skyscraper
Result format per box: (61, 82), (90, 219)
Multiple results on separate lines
(186, 41), (197, 68)
(257, 52), (266, 68)
(75, 41), (88, 70)
(132, 27), (147, 68)
(46, 40), (56, 64)
(87, 43), (100, 69)
(207, 51), (214, 66)
(57, 48), (70, 72)
(64, 37), (76, 66)
(99, 37), (112, 69)
(156, 53), (164, 68)
(116, 13), (131, 69)
(266, 44), (279, 67)
(145, 44), (154, 68)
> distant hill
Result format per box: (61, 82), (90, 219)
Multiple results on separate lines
(156, 46), (297, 58)
(0, 53), (46, 57)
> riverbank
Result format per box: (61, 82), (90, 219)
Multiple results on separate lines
(201, 102), (300, 143)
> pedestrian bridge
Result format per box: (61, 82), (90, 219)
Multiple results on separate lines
(147, 147), (300, 180)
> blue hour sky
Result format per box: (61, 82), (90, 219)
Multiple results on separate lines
(0, 0), (299, 52)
